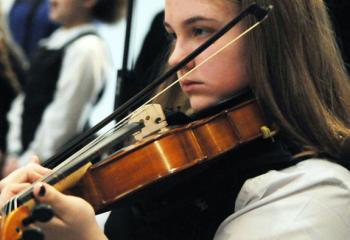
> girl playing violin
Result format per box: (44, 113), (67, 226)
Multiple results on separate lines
(1, 0), (350, 239)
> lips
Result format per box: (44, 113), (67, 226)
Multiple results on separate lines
(180, 80), (203, 93)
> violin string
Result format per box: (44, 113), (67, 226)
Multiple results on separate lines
(2, 17), (265, 213)
(14, 195), (18, 210)
(6, 198), (9, 214)
(6, 198), (10, 214)
(3, 201), (7, 215)
(9, 198), (12, 214)
(44, 123), (128, 176)
(51, 115), (132, 169)
(7, 120), (123, 205)
(4, 123), (126, 210)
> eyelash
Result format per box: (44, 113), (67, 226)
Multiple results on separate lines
(166, 27), (214, 43)
(192, 27), (213, 37)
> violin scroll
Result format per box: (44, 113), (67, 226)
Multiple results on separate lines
(0, 200), (54, 240)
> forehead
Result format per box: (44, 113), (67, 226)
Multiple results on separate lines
(165, 0), (237, 24)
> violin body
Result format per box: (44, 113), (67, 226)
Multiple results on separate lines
(0, 98), (271, 240)
(72, 98), (270, 213)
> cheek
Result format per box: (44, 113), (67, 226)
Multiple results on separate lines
(59, 0), (74, 12)
(201, 45), (248, 95)
(212, 68), (248, 97)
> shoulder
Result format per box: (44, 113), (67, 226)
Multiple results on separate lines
(61, 33), (111, 67)
(50, 24), (110, 56)
(214, 159), (350, 240)
(66, 34), (108, 55)
(236, 159), (350, 210)
(44, 25), (107, 51)
(70, 34), (104, 46)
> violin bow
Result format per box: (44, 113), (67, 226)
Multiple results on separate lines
(115, 0), (135, 109)
(42, 3), (272, 169)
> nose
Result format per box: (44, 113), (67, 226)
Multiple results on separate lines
(168, 40), (195, 70)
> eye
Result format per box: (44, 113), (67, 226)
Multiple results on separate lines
(192, 27), (214, 38)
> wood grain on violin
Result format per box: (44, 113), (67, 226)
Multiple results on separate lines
(72, 99), (271, 213)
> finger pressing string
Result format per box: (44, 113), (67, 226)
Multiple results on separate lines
(32, 183), (70, 220)
(27, 156), (51, 181)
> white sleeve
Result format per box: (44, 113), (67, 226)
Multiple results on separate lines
(18, 36), (111, 165)
(1, 0), (16, 14)
(214, 159), (350, 240)
(6, 94), (24, 157)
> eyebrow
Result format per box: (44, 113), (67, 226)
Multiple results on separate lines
(164, 16), (219, 30)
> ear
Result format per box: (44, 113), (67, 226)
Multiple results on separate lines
(83, 0), (98, 9)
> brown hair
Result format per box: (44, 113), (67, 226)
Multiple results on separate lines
(237, 0), (350, 158)
(0, 9), (21, 94)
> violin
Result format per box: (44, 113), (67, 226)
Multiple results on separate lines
(0, 4), (273, 239)
(0, 95), (275, 240)
(73, 95), (276, 213)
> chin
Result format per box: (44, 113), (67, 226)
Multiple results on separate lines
(190, 99), (215, 113)
(49, 12), (62, 23)
(49, 13), (57, 22)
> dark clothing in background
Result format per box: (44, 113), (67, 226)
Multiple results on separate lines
(0, 50), (25, 153)
(21, 32), (96, 152)
(21, 44), (63, 151)
(326, 0), (350, 72)
(116, 11), (170, 107)
(9, 0), (58, 60)
(0, 74), (17, 152)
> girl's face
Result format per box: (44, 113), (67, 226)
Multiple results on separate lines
(49, 0), (91, 27)
(165, 0), (249, 111)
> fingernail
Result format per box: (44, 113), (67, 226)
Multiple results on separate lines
(38, 184), (46, 197)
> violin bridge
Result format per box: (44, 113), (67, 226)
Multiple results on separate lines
(129, 104), (169, 141)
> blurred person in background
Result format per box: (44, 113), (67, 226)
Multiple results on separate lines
(8, 0), (58, 60)
(3, 0), (125, 176)
(0, 7), (25, 175)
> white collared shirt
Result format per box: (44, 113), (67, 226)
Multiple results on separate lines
(214, 159), (350, 240)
